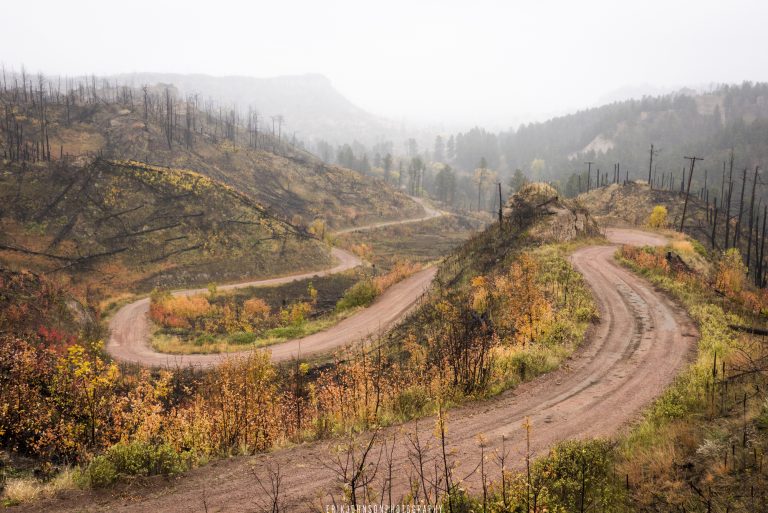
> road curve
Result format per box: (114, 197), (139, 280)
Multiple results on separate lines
(41, 228), (697, 512)
(333, 196), (444, 234)
(107, 198), (447, 368)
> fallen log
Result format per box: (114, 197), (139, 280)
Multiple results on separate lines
(729, 324), (768, 336)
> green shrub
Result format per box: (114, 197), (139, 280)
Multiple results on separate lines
(527, 439), (623, 511)
(651, 387), (688, 420)
(227, 331), (258, 345)
(81, 442), (187, 488)
(194, 333), (216, 346)
(575, 305), (599, 323)
(690, 238), (707, 257)
(264, 325), (305, 339)
(393, 387), (431, 420)
(335, 280), (379, 312)
(540, 320), (575, 346)
(80, 456), (118, 488)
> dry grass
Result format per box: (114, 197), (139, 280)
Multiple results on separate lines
(2, 468), (76, 506)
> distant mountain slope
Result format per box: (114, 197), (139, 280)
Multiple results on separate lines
(110, 72), (401, 145)
(499, 83), (768, 191)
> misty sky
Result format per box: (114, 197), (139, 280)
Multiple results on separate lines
(3, 0), (768, 128)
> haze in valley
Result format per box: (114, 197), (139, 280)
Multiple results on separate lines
(2, 0), (768, 130)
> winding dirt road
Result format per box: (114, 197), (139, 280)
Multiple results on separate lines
(333, 197), (444, 234)
(107, 198), (445, 368)
(31, 228), (698, 513)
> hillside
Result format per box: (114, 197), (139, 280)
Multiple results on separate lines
(0, 75), (423, 231)
(0, 158), (331, 295)
(446, 83), (768, 195)
(577, 179), (768, 290)
(500, 83), (768, 181)
(109, 72), (402, 146)
(577, 181), (710, 232)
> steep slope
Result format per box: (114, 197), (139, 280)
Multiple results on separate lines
(0, 77), (423, 231)
(0, 159), (331, 294)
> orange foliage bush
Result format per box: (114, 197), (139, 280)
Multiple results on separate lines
(621, 244), (768, 316)
(372, 260), (421, 294)
(621, 245), (670, 274)
(470, 253), (552, 346)
(149, 293), (211, 329)
(242, 297), (271, 323)
(714, 248), (747, 296)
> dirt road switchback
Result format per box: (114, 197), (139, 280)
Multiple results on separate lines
(28, 228), (697, 512)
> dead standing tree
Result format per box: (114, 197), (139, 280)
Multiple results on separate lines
(735, 166), (749, 245)
(324, 430), (383, 509)
(725, 150), (735, 248)
(251, 463), (285, 513)
(679, 156), (703, 233)
(746, 166), (760, 268)
(585, 161), (593, 191)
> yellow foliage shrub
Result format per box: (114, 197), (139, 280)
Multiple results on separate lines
(280, 301), (312, 326)
(350, 243), (373, 260)
(647, 205), (668, 228)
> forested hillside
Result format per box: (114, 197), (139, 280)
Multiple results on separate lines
(445, 83), (768, 195)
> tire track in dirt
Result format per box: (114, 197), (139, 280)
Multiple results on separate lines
(34, 229), (697, 512)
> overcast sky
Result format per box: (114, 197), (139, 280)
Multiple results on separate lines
(3, 0), (768, 128)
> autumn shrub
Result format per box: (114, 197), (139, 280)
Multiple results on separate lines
(0, 335), (123, 464)
(371, 260), (420, 293)
(279, 301), (312, 326)
(149, 292), (211, 330)
(349, 242), (373, 260)
(81, 441), (187, 488)
(467, 253), (553, 347)
(647, 205), (668, 228)
(620, 244), (671, 274)
(196, 352), (280, 454)
(715, 247), (748, 296)
(242, 297), (271, 327)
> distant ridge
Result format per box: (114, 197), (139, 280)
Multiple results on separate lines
(110, 72), (402, 145)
